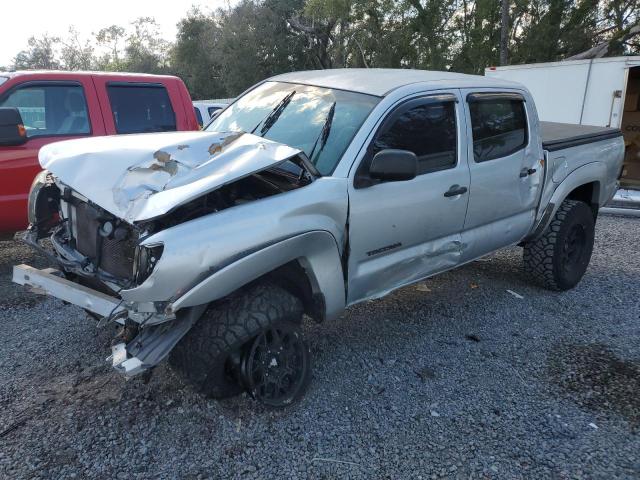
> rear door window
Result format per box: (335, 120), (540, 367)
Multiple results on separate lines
(0, 83), (90, 137)
(107, 84), (176, 134)
(468, 95), (527, 162)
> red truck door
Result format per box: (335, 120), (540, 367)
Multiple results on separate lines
(92, 75), (198, 135)
(0, 75), (106, 232)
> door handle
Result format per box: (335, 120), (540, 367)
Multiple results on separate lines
(520, 167), (537, 178)
(444, 185), (468, 197)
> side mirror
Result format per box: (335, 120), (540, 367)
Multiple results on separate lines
(369, 149), (417, 182)
(0, 108), (27, 146)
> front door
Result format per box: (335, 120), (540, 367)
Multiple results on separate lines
(0, 78), (104, 231)
(347, 91), (471, 304)
(459, 90), (544, 262)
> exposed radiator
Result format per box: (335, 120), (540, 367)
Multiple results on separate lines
(71, 201), (136, 279)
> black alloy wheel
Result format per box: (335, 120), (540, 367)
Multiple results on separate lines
(240, 322), (311, 407)
(561, 223), (587, 274)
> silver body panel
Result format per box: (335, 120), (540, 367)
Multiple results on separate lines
(40, 131), (302, 223)
(345, 89), (470, 302)
(123, 177), (349, 320)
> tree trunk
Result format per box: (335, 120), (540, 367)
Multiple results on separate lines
(499, 0), (509, 65)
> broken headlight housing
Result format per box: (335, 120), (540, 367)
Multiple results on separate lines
(133, 243), (164, 285)
(27, 169), (60, 236)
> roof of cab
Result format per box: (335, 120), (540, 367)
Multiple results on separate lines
(269, 68), (522, 97)
(0, 70), (179, 81)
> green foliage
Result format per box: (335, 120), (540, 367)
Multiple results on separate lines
(13, 35), (61, 70)
(8, 0), (640, 97)
(215, 0), (310, 95)
(170, 9), (224, 99)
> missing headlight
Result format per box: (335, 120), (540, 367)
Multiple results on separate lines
(27, 169), (61, 238)
(133, 243), (164, 285)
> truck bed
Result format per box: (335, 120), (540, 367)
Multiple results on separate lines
(541, 122), (622, 152)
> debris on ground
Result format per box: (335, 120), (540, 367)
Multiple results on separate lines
(506, 289), (524, 299)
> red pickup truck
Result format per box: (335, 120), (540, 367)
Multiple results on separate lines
(0, 71), (199, 232)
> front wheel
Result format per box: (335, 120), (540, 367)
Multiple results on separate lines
(239, 321), (311, 407)
(523, 199), (595, 291)
(169, 283), (311, 406)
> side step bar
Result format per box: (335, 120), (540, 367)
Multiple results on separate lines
(602, 188), (640, 216)
(12, 264), (124, 317)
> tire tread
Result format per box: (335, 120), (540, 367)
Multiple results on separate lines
(169, 284), (303, 398)
(523, 199), (593, 291)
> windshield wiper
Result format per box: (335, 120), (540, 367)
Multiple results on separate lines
(308, 101), (336, 162)
(250, 90), (296, 137)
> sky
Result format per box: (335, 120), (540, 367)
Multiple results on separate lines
(0, 0), (230, 67)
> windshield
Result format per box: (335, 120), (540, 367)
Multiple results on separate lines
(206, 81), (380, 175)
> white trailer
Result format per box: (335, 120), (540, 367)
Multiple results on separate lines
(486, 57), (640, 212)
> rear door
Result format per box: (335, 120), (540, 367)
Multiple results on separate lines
(459, 90), (543, 261)
(92, 78), (184, 135)
(347, 91), (470, 304)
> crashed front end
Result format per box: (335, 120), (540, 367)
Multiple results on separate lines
(22, 171), (167, 320)
(14, 130), (314, 377)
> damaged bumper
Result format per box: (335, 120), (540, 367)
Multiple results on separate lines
(12, 264), (201, 377)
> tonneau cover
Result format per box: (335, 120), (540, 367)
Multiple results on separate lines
(541, 121), (622, 152)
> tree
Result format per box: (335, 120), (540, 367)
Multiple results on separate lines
(216, 0), (310, 94)
(13, 35), (61, 70)
(171, 9), (225, 99)
(509, 0), (598, 63)
(7, 0), (640, 90)
(123, 17), (171, 73)
(95, 25), (126, 70)
(500, 0), (509, 65)
(60, 27), (94, 70)
(450, 0), (502, 73)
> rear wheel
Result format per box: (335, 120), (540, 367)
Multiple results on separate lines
(169, 283), (310, 404)
(523, 199), (595, 291)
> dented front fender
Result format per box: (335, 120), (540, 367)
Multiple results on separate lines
(169, 231), (346, 321)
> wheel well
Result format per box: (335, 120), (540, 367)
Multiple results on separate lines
(250, 259), (325, 322)
(566, 182), (600, 219)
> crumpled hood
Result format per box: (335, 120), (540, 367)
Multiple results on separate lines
(39, 131), (302, 222)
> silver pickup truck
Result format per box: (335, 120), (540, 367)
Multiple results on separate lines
(13, 69), (624, 407)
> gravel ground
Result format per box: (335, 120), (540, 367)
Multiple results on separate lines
(1, 214), (639, 479)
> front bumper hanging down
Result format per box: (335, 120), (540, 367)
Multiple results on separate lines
(12, 264), (203, 377)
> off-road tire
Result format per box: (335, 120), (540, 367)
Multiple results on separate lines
(523, 199), (595, 291)
(169, 284), (304, 399)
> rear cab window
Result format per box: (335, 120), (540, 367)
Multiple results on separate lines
(0, 82), (90, 137)
(467, 93), (527, 162)
(107, 83), (176, 134)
